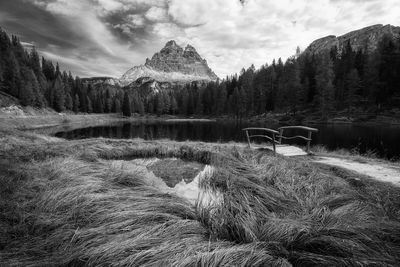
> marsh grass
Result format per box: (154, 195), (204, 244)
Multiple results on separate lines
(1, 129), (400, 266)
(198, 149), (400, 266)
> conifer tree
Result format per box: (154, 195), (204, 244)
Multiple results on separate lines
(65, 93), (73, 110)
(163, 93), (171, 114)
(315, 52), (335, 118)
(19, 67), (35, 106)
(113, 98), (121, 113)
(195, 92), (203, 115)
(286, 58), (301, 115)
(231, 87), (240, 119)
(53, 75), (66, 112)
(73, 94), (80, 113)
(216, 83), (227, 114)
(42, 57), (55, 81)
(180, 90), (189, 115)
(155, 93), (164, 115)
(138, 99), (145, 115)
(170, 95), (178, 115)
(86, 96), (93, 113)
(122, 91), (131, 116)
(345, 68), (360, 117)
(147, 101), (154, 114)
(3, 53), (20, 97)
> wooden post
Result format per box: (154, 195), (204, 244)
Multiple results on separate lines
(272, 133), (276, 155)
(278, 128), (283, 144)
(245, 130), (251, 148)
(306, 130), (312, 153)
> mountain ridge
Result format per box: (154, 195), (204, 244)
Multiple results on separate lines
(305, 24), (400, 54)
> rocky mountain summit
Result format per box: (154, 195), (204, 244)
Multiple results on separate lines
(119, 40), (218, 86)
(305, 24), (400, 54)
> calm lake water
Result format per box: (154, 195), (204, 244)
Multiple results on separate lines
(55, 121), (400, 159)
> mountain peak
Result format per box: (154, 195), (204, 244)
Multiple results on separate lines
(165, 40), (179, 47)
(184, 44), (196, 51)
(120, 41), (218, 86)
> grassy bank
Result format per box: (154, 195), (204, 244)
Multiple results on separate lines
(0, 108), (218, 133)
(1, 129), (400, 266)
(0, 111), (126, 131)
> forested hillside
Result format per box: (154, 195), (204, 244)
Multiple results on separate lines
(1, 27), (400, 119)
(0, 28), (126, 114)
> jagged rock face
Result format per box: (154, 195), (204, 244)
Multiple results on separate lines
(305, 24), (400, 54)
(120, 40), (218, 86)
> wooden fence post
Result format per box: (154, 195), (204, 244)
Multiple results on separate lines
(306, 130), (312, 153)
(272, 133), (276, 155)
(245, 130), (251, 148)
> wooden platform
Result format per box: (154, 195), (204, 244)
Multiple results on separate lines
(250, 144), (308, 157)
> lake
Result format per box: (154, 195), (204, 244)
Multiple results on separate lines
(54, 121), (400, 159)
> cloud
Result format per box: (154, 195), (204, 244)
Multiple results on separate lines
(145, 7), (168, 22)
(96, 0), (124, 12)
(1, 0), (399, 78)
(166, 0), (400, 76)
(127, 14), (146, 28)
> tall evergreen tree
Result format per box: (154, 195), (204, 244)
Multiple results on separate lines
(73, 94), (80, 113)
(53, 75), (66, 112)
(19, 67), (36, 106)
(195, 91), (203, 115)
(86, 96), (93, 113)
(345, 68), (360, 117)
(170, 95), (178, 115)
(113, 98), (121, 113)
(315, 53), (335, 118)
(122, 91), (131, 116)
(3, 53), (20, 97)
(137, 98), (145, 115)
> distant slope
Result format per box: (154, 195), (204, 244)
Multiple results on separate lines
(305, 24), (400, 54)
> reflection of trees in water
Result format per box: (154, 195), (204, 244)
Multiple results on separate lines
(54, 122), (400, 159)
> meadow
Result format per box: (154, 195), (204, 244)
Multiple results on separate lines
(1, 128), (400, 266)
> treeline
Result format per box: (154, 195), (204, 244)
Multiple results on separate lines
(0, 28), (130, 114)
(1, 27), (400, 119)
(155, 35), (399, 119)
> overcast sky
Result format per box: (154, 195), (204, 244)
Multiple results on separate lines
(0, 0), (399, 78)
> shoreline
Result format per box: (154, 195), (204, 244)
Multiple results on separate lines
(2, 112), (400, 132)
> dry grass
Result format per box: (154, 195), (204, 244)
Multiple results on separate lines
(1, 129), (400, 266)
(199, 150), (400, 265)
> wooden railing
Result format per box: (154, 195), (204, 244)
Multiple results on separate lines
(277, 126), (318, 153)
(243, 126), (318, 155)
(243, 128), (280, 154)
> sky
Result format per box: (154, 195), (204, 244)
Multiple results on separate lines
(0, 0), (399, 78)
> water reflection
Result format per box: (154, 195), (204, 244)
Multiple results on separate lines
(55, 121), (400, 159)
